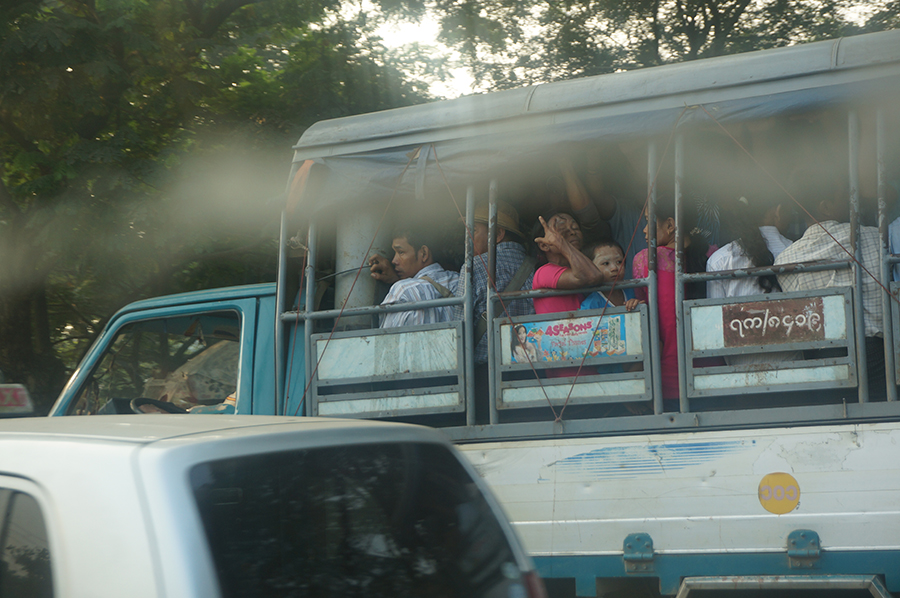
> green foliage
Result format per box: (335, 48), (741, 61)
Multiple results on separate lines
(427, 0), (899, 89)
(0, 0), (433, 409)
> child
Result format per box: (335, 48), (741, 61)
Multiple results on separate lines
(580, 240), (643, 311)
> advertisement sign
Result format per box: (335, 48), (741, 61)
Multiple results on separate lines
(506, 315), (627, 365)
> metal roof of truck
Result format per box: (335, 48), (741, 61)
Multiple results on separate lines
(287, 29), (900, 213)
(293, 29), (900, 160)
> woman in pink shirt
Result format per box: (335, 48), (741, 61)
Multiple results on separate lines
(530, 211), (606, 380)
(532, 211), (606, 315)
(632, 198), (710, 401)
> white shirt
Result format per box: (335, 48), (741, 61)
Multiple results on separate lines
(706, 226), (793, 298)
(380, 263), (460, 328)
(706, 226), (799, 365)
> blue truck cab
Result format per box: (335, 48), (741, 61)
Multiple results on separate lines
(52, 284), (294, 417)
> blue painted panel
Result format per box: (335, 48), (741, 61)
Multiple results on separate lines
(251, 295), (279, 415)
(550, 439), (753, 480)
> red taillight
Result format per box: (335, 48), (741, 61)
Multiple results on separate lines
(523, 571), (549, 598)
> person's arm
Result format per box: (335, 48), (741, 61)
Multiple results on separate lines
(584, 148), (617, 220)
(534, 216), (604, 289)
(559, 158), (592, 214)
(558, 159), (609, 237)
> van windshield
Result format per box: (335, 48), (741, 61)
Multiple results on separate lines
(190, 441), (524, 598)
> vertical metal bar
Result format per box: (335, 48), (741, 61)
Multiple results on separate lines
(647, 141), (664, 414)
(304, 221), (318, 417)
(274, 210), (288, 415)
(487, 181), (500, 425)
(464, 186), (476, 425)
(849, 110), (869, 402)
(674, 134), (689, 412)
(877, 108), (897, 401)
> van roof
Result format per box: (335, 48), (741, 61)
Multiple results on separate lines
(0, 415), (438, 446)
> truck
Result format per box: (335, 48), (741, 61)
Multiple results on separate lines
(50, 29), (900, 597)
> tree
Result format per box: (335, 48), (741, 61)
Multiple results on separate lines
(0, 0), (432, 412)
(425, 0), (897, 89)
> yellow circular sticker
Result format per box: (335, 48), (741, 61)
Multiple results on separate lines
(758, 472), (800, 514)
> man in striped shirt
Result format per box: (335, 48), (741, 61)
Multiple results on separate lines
(775, 168), (886, 398)
(369, 226), (459, 328)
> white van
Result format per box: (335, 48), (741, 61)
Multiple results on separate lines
(0, 415), (545, 598)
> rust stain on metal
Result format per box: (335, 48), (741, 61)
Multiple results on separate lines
(722, 297), (825, 347)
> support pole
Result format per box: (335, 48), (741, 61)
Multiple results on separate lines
(849, 110), (869, 402)
(876, 108), (897, 401)
(274, 210), (288, 415)
(647, 141), (664, 414)
(464, 186), (476, 425)
(304, 221), (318, 417)
(674, 134), (690, 412)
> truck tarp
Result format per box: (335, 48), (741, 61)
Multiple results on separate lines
(288, 29), (900, 213)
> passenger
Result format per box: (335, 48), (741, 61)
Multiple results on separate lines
(532, 211), (605, 377)
(707, 193), (793, 299)
(706, 193), (799, 365)
(632, 197), (710, 401)
(452, 201), (535, 365)
(774, 168), (885, 396)
(580, 240), (646, 390)
(369, 226), (460, 328)
(559, 153), (647, 275)
(580, 240), (642, 311)
(532, 211), (605, 315)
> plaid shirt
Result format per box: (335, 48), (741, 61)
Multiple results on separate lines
(453, 242), (535, 363)
(380, 263), (460, 328)
(775, 221), (884, 336)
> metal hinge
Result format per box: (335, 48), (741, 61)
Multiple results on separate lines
(623, 532), (655, 574)
(787, 529), (821, 569)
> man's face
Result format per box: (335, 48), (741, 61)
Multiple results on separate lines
(391, 237), (424, 279)
(473, 223), (489, 255)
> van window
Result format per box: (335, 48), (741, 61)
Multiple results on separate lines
(0, 490), (53, 598)
(191, 442), (525, 598)
(71, 311), (241, 414)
